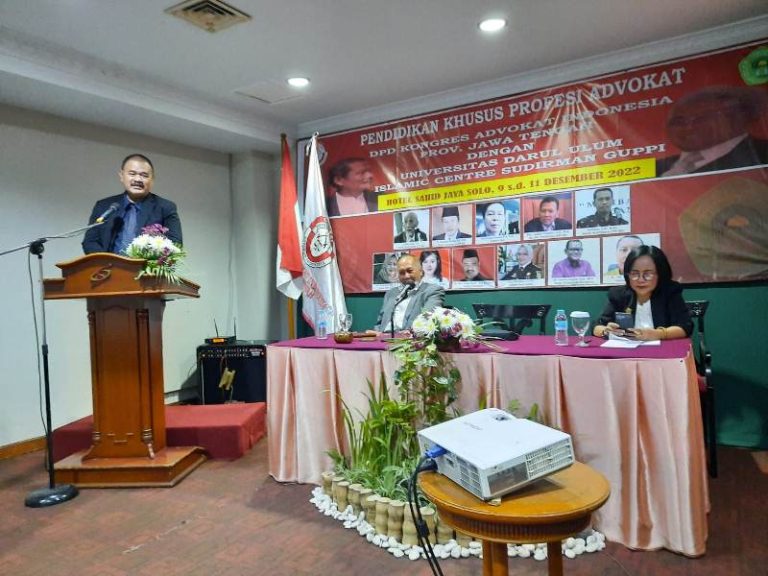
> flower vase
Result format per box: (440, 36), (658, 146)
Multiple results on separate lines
(436, 337), (461, 353)
(330, 475), (345, 504)
(348, 483), (362, 514)
(363, 494), (378, 525)
(401, 506), (419, 546)
(375, 497), (391, 535)
(436, 512), (454, 544)
(320, 471), (335, 496)
(420, 506), (437, 544)
(455, 530), (472, 547)
(336, 481), (350, 511)
(387, 500), (405, 541)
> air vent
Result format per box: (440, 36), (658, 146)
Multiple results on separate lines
(166, 0), (251, 33)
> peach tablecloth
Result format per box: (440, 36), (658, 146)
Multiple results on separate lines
(267, 337), (708, 556)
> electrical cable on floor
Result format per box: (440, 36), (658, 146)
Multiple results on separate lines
(408, 454), (444, 576)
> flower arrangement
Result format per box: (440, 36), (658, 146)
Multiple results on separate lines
(411, 306), (483, 350)
(125, 224), (185, 283)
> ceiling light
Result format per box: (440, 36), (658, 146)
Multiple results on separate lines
(287, 77), (310, 88)
(479, 18), (506, 33)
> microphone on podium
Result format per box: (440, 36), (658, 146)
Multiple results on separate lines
(95, 202), (120, 223)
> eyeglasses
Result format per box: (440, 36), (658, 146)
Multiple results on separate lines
(628, 271), (656, 281)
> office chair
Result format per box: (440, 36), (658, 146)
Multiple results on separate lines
(686, 300), (716, 478)
(472, 304), (551, 336)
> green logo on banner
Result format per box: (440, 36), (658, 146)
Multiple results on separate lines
(739, 46), (768, 86)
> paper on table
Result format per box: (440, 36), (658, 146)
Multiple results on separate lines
(601, 334), (662, 348)
(601, 339), (642, 348)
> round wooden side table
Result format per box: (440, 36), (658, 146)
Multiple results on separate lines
(419, 462), (610, 576)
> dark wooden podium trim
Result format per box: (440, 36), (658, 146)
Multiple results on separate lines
(55, 446), (206, 488)
(45, 253), (201, 488)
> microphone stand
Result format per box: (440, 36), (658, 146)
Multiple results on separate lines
(1, 221), (102, 508)
(390, 285), (412, 339)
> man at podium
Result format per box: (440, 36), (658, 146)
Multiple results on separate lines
(82, 154), (182, 254)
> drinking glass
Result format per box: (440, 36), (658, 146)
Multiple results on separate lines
(570, 311), (591, 347)
(339, 312), (353, 332)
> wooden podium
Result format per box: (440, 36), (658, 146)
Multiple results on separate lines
(45, 253), (206, 487)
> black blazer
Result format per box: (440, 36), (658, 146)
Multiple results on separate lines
(82, 193), (182, 254)
(656, 136), (768, 176)
(523, 218), (572, 232)
(394, 229), (428, 243)
(598, 281), (693, 336)
(326, 191), (378, 217)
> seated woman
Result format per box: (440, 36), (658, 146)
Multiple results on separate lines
(593, 245), (693, 341)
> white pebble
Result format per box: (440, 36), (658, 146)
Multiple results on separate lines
(565, 548), (576, 559)
(565, 537), (576, 549)
(469, 541), (482, 549)
(391, 548), (404, 558)
(460, 548), (470, 558)
(586, 543), (598, 553)
(450, 547), (461, 559)
(507, 546), (518, 557)
(408, 550), (421, 561)
(534, 549), (547, 561)
(518, 548), (531, 558)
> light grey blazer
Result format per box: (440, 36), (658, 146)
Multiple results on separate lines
(374, 281), (445, 331)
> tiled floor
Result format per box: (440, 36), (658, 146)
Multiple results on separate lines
(1, 442), (765, 575)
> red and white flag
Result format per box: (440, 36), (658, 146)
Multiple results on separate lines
(275, 135), (304, 299)
(301, 134), (347, 331)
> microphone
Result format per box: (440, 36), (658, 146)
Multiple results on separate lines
(95, 202), (120, 224)
(390, 283), (415, 338)
(395, 283), (414, 304)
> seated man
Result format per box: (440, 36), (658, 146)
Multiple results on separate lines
(374, 254), (445, 332)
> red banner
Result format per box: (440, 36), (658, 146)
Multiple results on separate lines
(311, 41), (768, 293)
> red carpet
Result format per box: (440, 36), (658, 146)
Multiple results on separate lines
(52, 403), (266, 462)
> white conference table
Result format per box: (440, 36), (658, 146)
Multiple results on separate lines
(266, 335), (709, 556)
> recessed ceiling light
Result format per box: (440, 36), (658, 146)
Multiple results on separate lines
(479, 18), (506, 33)
(287, 77), (310, 88)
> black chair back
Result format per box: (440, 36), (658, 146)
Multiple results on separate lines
(685, 299), (716, 478)
(472, 304), (551, 335)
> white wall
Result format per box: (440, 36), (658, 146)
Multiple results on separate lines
(0, 105), (280, 446)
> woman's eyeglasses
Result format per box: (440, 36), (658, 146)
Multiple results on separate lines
(628, 271), (656, 281)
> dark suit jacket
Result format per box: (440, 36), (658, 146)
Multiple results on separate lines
(598, 282), (693, 336)
(82, 193), (182, 254)
(374, 282), (445, 331)
(394, 229), (428, 243)
(656, 136), (768, 176)
(326, 190), (378, 217)
(432, 231), (472, 240)
(523, 218), (572, 232)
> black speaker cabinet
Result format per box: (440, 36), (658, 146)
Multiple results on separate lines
(197, 341), (273, 404)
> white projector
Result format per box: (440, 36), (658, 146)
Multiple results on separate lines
(417, 408), (574, 500)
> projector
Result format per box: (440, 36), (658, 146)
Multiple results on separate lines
(417, 408), (574, 501)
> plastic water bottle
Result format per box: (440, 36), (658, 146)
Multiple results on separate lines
(554, 309), (568, 346)
(316, 310), (328, 339)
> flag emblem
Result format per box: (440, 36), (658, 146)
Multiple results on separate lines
(302, 216), (334, 267)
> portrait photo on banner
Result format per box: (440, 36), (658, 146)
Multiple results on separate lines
(548, 238), (600, 286)
(602, 233), (661, 284)
(413, 248), (451, 288)
(474, 199), (521, 244)
(431, 204), (473, 246)
(497, 242), (546, 288)
(450, 246), (496, 289)
(575, 185), (632, 236)
(371, 251), (408, 291)
(393, 209), (430, 248)
(522, 192), (573, 240)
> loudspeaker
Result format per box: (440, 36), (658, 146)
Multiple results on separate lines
(197, 341), (273, 404)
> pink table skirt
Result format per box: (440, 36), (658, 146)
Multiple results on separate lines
(267, 337), (708, 556)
